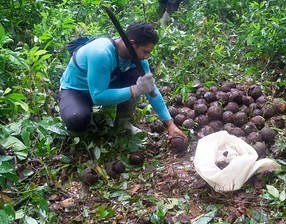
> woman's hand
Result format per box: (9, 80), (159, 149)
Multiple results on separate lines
(164, 120), (188, 140)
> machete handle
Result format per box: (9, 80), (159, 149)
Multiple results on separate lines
(102, 6), (157, 97)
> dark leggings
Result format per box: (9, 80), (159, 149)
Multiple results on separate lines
(159, 0), (182, 15)
(57, 68), (141, 132)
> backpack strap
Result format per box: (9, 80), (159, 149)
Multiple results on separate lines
(72, 37), (118, 73)
(109, 38), (119, 67)
(72, 50), (86, 72)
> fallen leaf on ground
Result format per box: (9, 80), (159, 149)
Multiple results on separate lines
(59, 197), (75, 208)
(129, 184), (141, 195)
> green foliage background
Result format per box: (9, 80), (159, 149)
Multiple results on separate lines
(0, 0), (286, 223)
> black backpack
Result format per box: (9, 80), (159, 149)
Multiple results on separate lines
(66, 36), (98, 55)
(66, 36), (117, 72)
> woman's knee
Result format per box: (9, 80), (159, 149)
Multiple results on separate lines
(64, 111), (91, 132)
(57, 90), (93, 132)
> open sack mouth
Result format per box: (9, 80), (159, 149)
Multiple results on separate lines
(194, 130), (280, 192)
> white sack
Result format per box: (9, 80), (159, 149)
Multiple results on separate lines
(194, 131), (280, 192)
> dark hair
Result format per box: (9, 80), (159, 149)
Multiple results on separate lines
(126, 21), (159, 46)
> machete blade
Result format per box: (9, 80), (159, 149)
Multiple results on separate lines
(102, 6), (157, 97)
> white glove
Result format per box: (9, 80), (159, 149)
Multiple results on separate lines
(131, 73), (155, 97)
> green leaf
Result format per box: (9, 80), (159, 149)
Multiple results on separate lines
(22, 167), (33, 178)
(38, 118), (67, 136)
(13, 151), (29, 161)
(0, 25), (13, 45)
(0, 156), (14, 162)
(14, 101), (29, 112)
(45, 125), (67, 135)
(7, 93), (26, 101)
(96, 205), (115, 219)
(73, 137), (80, 145)
(94, 146), (101, 160)
(21, 130), (31, 147)
(266, 185), (280, 198)
(0, 210), (9, 224)
(279, 189), (286, 202)
(0, 161), (15, 174)
(0, 161), (18, 184)
(250, 209), (268, 222)
(40, 54), (52, 60)
(3, 88), (12, 95)
(3, 204), (15, 219)
(0, 125), (11, 138)
(194, 209), (217, 224)
(34, 49), (47, 56)
(115, 0), (128, 5)
(0, 177), (5, 188)
(3, 173), (18, 183)
(15, 209), (25, 219)
(0, 136), (28, 160)
(59, 155), (71, 164)
(38, 197), (49, 213)
(246, 33), (254, 46)
(8, 53), (29, 69)
(8, 121), (23, 136)
(0, 24), (5, 39)
(24, 216), (38, 224)
(29, 46), (39, 56)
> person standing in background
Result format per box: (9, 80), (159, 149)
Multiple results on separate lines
(158, 0), (183, 26)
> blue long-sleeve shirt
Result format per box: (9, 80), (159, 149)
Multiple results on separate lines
(60, 37), (171, 121)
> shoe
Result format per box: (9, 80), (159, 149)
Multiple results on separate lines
(114, 118), (143, 135)
(123, 120), (143, 135)
(114, 99), (142, 135)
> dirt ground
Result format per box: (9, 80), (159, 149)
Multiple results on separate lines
(47, 126), (284, 224)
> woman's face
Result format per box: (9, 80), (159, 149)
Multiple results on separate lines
(132, 42), (155, 60)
